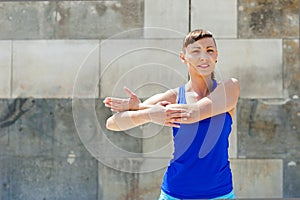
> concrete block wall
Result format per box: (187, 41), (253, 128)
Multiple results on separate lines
(0, 0), (299, 199)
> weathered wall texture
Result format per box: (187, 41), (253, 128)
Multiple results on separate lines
(0, 0), (299, 199)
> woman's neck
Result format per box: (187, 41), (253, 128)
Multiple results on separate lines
(187, 75), (214, 98)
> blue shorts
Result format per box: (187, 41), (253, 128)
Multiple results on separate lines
(158, 189), (236, 200)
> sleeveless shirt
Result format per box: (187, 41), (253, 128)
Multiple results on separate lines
(161, 80), (233, 199)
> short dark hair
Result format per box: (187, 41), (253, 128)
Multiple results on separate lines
(182, 29), (217, 52)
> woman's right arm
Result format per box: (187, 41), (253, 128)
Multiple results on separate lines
(106, 101), (189, 131)
(106, 108), (150, 131)
(105, 89), (187, 131)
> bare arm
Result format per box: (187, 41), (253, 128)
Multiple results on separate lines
(167, 78), (240, 124)
(103, 87), (177, 112)
(105, 78), (239, 130)
(106, 101), (189, 131)
(105, 90), (186, 131)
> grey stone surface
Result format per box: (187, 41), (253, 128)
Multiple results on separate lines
(97, 100), (143, 154)
(238, 0), (299, 38)
(284, 159), (300, 197)
(100, 39), (188, 99)
(0, 1), (143, 39)
(99, 162), (142, 200)
(55, 1), (143, 39)
(217, 39), (283, 98)
(12, 40), (99, 98)
(283, 39), (300, 98)
(0, 99), (100, 157)
(0, 2), (56, 39)
(229, 110), (237, 158)
(144, 0), (189, 38)
(237, 99), (300, 159)
(0, 99), (99, 200)
(0, 156), (98, 200)
(231, 159), (283, 198)
(142, 124), (173, 158)
(0, 41), (11, 98)
(191, 0), (237, 38)
(99, 159), (167, 200)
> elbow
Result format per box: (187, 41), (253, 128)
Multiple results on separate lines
(232, 78), (240, 101)
(106, 117), (121, 131)
(229, 78), (240, 109)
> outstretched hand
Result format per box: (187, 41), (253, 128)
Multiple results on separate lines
(103, 87), (141, 112)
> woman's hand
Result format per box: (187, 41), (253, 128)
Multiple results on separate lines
(147, 101), (190, 128)
(103, 87), (141, 112)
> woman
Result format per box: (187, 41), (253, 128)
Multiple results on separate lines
(104, 29), (240, 199)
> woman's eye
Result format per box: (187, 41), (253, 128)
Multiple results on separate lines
(207, 49), (214, 53)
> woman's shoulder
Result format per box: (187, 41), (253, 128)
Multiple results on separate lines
(217, 78), (239, 85)
(216, 78), (240, 92)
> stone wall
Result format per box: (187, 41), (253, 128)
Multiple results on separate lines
(0, 0), (299, 199)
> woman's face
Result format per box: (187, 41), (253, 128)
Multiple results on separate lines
(182, 37), (218, 77)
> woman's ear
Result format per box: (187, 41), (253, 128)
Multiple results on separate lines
(180, 51), (187, 64)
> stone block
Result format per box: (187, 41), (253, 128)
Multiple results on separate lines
(284, 159), (300, 197)
(231, 159), (283, 198)
(283, 39), (300, 98)
(0, 156), (98, 200)
(0, 2), (56, 39)
(6, 99), (55, 157)
(229, 109), (237, 158)
(53, 99), (100, 158)
(99, 158), (167, 200)
(142, 124), (173, 159)
(191, 0), (237, 38)
(99, 161), (141, 200)
(12, 40), (99, 98)
(56, 1), (143, 39)
(0, 1), (144, 40)
(0, 41), (11, 98)
(0, 99), (97, 157)
(96, 100), (143, 154)
(237, 99), (300, 159)
(100, 39), (188, 99)
(144, 0), (189, 38)
(138, 167), (166, 200)
(0, 100), (10, 145)
(216, 39), (283, 98)
(238, 0), (299, 38)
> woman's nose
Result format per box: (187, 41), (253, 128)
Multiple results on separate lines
(198, 53), (208, 61)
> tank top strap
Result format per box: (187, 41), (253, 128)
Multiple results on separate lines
(212, 79), (218, 91)
(177, 85), (186, 104)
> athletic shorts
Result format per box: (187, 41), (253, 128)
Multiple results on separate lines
(158, 189), (236, 200)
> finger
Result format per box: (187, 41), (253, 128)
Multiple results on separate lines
(171, 117), (188, 122)
(123, 86), (136, 97)
(110, 100), (128, 108)
(109, 97), (125, 103)
(103, 97), (111, 104)
(109, 105), (125, 111)
(168, 112), (190, 119)
(164, 122), (180, 128)
(165, 108), (188, 115)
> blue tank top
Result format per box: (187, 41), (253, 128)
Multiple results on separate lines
(161, 80), (233, 199)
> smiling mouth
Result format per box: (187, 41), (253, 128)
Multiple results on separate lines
(198, 64), (209, 69)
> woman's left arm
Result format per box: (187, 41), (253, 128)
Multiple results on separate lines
(167, 78), (240, 124)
